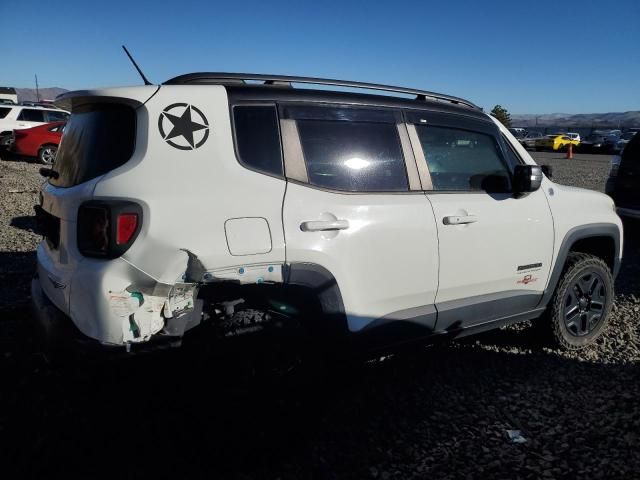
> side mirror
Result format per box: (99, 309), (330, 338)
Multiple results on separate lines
(541, 164), (553, 179)
(513, 165), (543, 194)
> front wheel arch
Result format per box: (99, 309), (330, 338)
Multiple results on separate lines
(539, 224), (620, 309)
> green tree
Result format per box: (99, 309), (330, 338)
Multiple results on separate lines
(490, 105), (512, 128)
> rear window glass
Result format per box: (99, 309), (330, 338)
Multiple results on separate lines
(0, 107), (10, 119)
(296, 113), (408, 192)
(50, 104), (136, 188)
(45, 110), (69, 122)
(233, 105), (283, 177)
(17, 109), (45, 122)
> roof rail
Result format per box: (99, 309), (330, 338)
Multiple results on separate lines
(163, 72), (480, 110)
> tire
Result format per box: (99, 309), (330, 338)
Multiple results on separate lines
(0, 134), (13, 149)
(38, 144), (58, 165)
(540, 253), (614, 350)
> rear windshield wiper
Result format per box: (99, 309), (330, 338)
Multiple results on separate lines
(39, 167), (59, 179)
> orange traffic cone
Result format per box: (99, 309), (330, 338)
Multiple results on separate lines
(566, 143), (573, 159)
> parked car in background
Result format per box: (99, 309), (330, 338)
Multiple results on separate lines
(508, 127), (526, 139)
(606, 131), (639, 220)
(10, 121), (65, 164)
(604, 131), (622, 152)
(612, 131), (635, 153)
(519, 131), (545, 150)
(578, 131), (609, 153)
(535, 134), (579, 151)
(565, 132), (581, 142)
(0, 105), (69, 148)
(0, 87), (18, 105)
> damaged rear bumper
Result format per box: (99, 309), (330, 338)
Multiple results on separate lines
(31, 274), (184, 356)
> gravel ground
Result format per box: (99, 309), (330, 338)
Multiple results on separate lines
(0, 157), (41, 311)
(0, 151), (638, 479)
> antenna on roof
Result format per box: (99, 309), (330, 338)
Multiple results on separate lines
(121, 45), (152, 85)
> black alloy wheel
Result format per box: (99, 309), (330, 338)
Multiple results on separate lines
(563, 270), (607, 337)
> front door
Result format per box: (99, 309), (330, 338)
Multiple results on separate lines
(406, 111), (554, 331)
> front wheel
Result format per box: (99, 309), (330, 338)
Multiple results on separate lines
(38, 145), (58, 165)
(541, 253), (614, 350)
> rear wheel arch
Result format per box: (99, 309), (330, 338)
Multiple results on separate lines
(285, 263), (348, 337)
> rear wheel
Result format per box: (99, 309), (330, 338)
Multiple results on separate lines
(539, 253), (613, 349)
(0, 134), (13, 149)
(38, 145), (58, 164)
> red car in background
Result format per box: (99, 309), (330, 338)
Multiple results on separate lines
(11, 121), (65, 164)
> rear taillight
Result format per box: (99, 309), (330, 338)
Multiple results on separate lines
(77, 201), (142, 258)
(116, 213), (138, 245)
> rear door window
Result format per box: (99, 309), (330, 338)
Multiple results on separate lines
(45, 110), (70, 122)
(285, 106), (408, 192)
(233, 105), (283, 177)
(50, 103), (136, 187)
(17, 109), (45, 122)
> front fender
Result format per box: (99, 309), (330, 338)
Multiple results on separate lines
(538, 223), (622, 309)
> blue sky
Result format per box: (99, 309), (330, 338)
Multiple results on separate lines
(3, 0), (638, 113)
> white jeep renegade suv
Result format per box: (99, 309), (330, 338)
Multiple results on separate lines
(31, 73), (623, 356)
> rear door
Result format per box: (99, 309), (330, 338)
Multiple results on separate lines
(405, 111), (554, 331)
(281, 104), (439, 333)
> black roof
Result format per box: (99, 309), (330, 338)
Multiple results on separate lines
(0, 87), (16, 94)
(163, 72), (481, 112)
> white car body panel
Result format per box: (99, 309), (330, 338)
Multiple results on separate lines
(283, 183), (439, 332)
(495, 118), (623, 286)
(427, 190), (554, 303)
(93, 85), (287, 281)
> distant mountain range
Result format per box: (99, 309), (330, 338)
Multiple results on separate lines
(511, 111), (640, 128)
(15, 87), (68, 103)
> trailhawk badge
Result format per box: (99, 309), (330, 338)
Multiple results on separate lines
(158, 103), (209, 150)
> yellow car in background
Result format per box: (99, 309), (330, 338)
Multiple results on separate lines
(535, 133), (580, 151)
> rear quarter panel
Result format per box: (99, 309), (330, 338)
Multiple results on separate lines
(92, 85), (287, 283)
